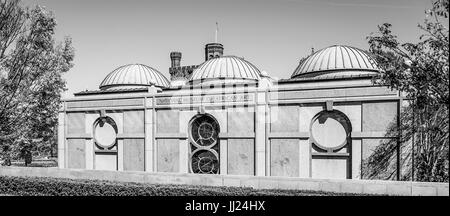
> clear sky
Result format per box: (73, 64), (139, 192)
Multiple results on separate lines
(23, 0), (431, 98)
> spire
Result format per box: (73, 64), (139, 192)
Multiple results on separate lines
(215, 22), (219, 43)
(205, 22), (223, 61)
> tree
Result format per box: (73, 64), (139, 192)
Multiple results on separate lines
(365, 0), (449, 182)
(0, 0), (74, 165)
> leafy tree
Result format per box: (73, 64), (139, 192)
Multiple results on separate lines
(365, 0), (448, 182)
(0, 0), (74, 165)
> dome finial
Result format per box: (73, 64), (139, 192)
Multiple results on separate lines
(311, 46), (315, 55)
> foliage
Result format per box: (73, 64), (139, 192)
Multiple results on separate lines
(0, 175), (363, 196)
(367, 1), (448, 109)
(0, 0), (74, 163)
(366, 0), (449, 182)
(362, 105), (449, 182)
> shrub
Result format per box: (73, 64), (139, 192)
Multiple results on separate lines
(0, 175), (358, 196)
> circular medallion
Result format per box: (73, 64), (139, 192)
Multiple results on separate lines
(93, 117), (118, 149)
(310, 111), (351, 151)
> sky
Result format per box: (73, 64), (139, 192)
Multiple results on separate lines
(23, 0), (431, 98)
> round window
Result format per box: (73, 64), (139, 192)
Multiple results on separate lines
(191, 149), (219, 174)
(189, 114), (220, 174)
(93, 117), (118, 149)
(190, 115), (219, 147)
(310, 111), (351, 150)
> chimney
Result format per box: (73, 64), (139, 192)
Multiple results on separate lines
(170, 51), (182, 68)
(205, 43), (223, 61)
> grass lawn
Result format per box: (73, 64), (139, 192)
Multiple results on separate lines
(0, 175), (367, 196)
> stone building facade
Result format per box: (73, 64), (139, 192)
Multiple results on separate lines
(58, 44), (401, 180)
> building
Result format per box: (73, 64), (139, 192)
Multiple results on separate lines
(58, 43), (401, 180)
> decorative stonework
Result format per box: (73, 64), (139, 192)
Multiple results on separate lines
(310, 110), (352, 152)
(67, 99), (144, 109)
(93, 116), (118, 150)
(156, 93), (253, 105)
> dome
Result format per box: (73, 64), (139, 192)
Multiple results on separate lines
(189, 56), (262, 85)
(291, 45), (380, 79)
(100, 64), (170, 90)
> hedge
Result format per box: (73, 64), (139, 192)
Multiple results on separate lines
(0, 175), (361, 196)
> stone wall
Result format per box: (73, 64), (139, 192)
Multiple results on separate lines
(1, 167), (447, 196)
(60, 82), (402, 181)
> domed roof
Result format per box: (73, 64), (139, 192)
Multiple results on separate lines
(100, 63), (170, 90)
(291, 45), (380, 79)
(189, 56), (262, 84)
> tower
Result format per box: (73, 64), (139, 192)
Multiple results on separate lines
(205, 43), (224, 61)
(170, 51), (182, 68)
(204, 22), (224, 61)
(169, 51), (198, 82)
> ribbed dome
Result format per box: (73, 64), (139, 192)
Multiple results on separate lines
(291, 45), (379, 79)
(189, 56), (262, 84)
(100, 64), (170, 90)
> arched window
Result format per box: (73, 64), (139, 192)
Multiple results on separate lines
(188, 114), (220, 174)
(309, 110), (352, 152)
